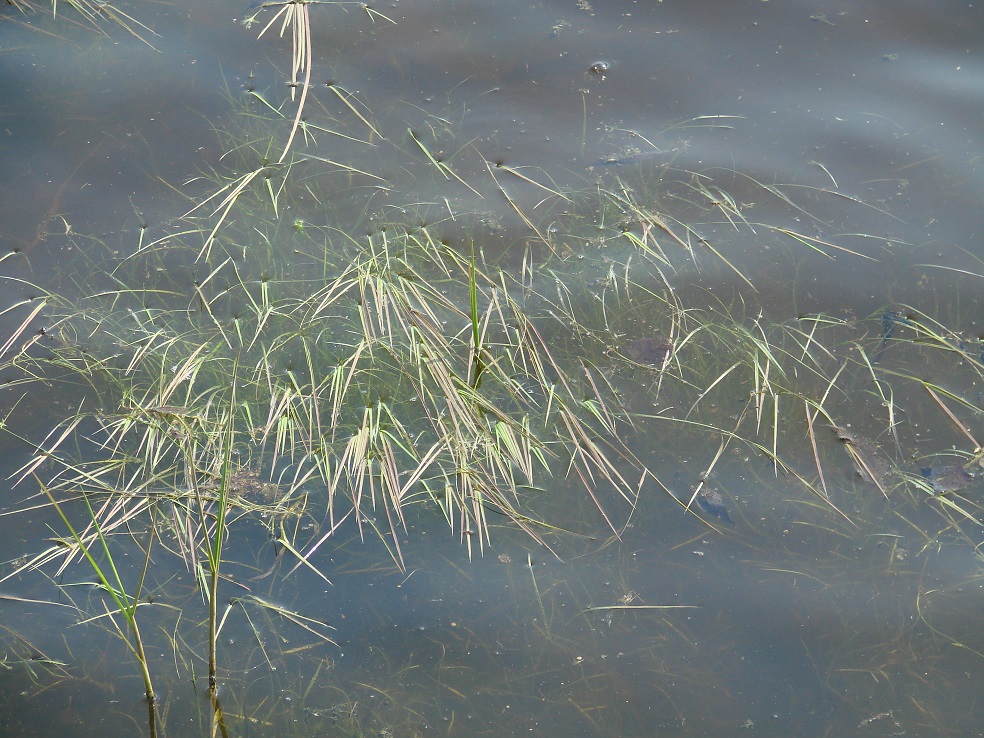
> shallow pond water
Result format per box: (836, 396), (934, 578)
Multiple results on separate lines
(2, 2), (983, 736)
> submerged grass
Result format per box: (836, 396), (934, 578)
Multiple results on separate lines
(3, 2), (984, 735)
(8, 158), (982, 724)
(8, 104), (984, 698)
(3, 0), (159, 48)
(5, 138), (984, 733)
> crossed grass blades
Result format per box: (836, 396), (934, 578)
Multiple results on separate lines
(0, 193), (649, 731)
(4, 2), (984, 734)
(7, 143), (983, 568)
(4, 159), (983, 738)
(3, 0), (159, 48)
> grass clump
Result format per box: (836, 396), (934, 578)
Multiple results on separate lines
(3, 3), (984, 734)
(5, 122), (984, 732)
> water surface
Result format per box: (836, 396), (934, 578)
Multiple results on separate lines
(2, 2), (983, 736)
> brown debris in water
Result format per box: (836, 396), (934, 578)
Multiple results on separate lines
(228, 467), (281, 504)
(834, 426), (892, 494)
(625, 336), (673, 367)
(920, 464), (975, 494)
(695, 487), (734, 524)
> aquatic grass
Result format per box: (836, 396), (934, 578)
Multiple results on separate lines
(9, 253), (984, 726)
(185, 167), (271, 261)
(42, 482), (159, 732)
(5, 0), (160, 48)
(0, 283), (54, 354)
(589, 158), (906, 297)
(503, 241), (968, 532)
(407, 129), (481, 196)
(244, 0), (317, 161)
(6, 9), (984, 725)
(0, 621), (70, 684)
(12, 209), (634, 572)
(492, 161), (570, 202)
(3, 319), (318, 727)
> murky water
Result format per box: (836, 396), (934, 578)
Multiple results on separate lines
(2, 2), (983, 736)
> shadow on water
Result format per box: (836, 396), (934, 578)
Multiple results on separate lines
(2, 1), (984, 737)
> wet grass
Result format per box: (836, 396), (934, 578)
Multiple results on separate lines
(6, 160), (982, 732)
(2, 3), (984, 735)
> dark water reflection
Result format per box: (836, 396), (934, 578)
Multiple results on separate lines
(2, 1), (984, 736)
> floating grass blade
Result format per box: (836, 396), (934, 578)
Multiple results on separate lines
(326, 82), (383, 139)
(185, 167), (265, 261)
(804, 398), (829, 500)
(492, 161), (571, 202)
(924, 384), (980, 449)
(527, 553), (550, 640)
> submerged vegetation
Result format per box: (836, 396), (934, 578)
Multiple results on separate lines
(3, 0), (158, 47)
(2, 2), (983, 736)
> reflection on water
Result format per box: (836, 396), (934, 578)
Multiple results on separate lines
(2, 1), (984, 736)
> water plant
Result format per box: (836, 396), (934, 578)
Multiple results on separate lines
(45, 483), (160, 734)
(4, 2), (984, 735)
(3, 0), (158, 47)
